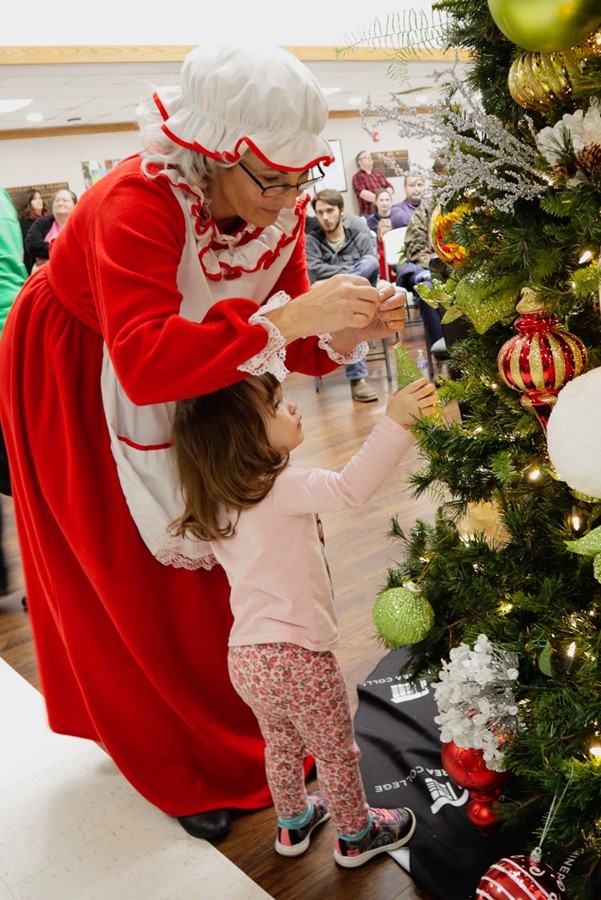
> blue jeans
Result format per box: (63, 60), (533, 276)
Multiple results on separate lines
(396, 263), (444, 348)
(345, 256), (380, 381)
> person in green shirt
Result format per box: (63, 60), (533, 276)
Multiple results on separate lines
(0, 187), (27, 590)
(0, 187), (27, 334)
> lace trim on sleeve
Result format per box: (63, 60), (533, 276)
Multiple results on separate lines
(317, 335), (369, 364)
(237, 290), (290, 382)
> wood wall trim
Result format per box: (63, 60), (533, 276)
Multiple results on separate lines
(0, 45), (471, 66)
(0, 122), (138, 141)
(0, 108), (438, 140)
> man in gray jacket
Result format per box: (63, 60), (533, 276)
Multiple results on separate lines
(305, 189), (380, 402)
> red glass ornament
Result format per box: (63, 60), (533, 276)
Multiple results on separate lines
(497, 293), (587, 430)
(441, 741), (511, 835)
(476, 854), (565, 899)
(467, 799), (500, 831)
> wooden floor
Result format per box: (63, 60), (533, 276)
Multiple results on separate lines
(0, 322), (442, 900)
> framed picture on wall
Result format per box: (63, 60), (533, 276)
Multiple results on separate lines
(317, 139), (347, 193)
(373, 150), (409, 177)
(6, 182), (68, 212)
(81, 159), (122, 190)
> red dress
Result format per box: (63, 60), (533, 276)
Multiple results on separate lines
(0, 156), (339, 816)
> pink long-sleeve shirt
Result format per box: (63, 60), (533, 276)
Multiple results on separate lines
(211, 416), (415, 652)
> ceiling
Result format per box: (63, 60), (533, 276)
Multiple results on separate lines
(0, 53), (467, 135)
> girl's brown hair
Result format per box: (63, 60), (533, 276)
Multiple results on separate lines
(171, 374), (289, 542)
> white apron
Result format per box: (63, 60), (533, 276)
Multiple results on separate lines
(100, 178), (301, 569)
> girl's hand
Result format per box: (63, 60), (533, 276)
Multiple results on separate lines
(385, 378), (440, 430)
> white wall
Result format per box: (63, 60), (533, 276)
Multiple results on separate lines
(323, 116), (437, 215)
(3, 1), (435, 46)
(0, 130), (143, 199)
(0, 114), (436, 208)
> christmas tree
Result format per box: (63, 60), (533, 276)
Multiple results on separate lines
(355, 2), (601, 895)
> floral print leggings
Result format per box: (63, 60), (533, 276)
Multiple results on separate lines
(228, 642), (369, 835)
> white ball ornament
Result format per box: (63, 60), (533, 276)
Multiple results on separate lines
(547, 367), (601, 499)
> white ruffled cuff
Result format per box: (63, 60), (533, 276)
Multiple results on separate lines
(238, 291), (290, 382)
(317, 335), (369, 364)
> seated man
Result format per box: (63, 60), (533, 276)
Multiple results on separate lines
(390, 173), (425, 228)
(306, 206), (377, 253)
(395, 157), (450, 350)
(305, 188), (381, 403)
(396, 196), (445, 349)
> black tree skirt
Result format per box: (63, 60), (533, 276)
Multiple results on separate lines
(353, 649), (531, 899)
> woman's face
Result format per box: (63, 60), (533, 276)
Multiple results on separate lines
(31, 192), (44, 215)
(207, 152), (307, 230)
(52, 190), (76, 217)
(376, 191), (392, 216)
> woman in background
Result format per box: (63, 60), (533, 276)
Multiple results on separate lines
(17, 189), (46, 274)
(25, 188), (77, 272)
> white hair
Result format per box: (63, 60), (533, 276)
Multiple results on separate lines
(136, 94), (235, 198)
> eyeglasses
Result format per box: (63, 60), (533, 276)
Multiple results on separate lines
(238, 161), (324, 198)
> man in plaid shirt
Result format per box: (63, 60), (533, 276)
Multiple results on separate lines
(352, 151), (393, 216)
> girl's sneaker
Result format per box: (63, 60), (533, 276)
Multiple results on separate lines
(334, 806), (416, 868)
(275, 791), (331, 857)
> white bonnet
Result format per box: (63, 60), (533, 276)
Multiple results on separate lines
(153, 44), (334, 172)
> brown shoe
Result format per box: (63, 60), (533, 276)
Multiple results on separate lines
(351, 379), (378, 403)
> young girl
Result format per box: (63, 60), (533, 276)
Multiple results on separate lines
(172, 373), (439, 867)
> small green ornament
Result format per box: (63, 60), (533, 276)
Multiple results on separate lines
(373, 584), (435, 649)
(394, 342), (422, 389)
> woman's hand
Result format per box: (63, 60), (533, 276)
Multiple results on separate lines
(262, 274), (379, 343)
(372, 281), (407, 337)
(328, 282), (406, 354)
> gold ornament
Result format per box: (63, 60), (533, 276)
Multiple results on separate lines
(457, 500), (511, 549)
(508, 32), (600, 111)
(431, 204), (470, 267)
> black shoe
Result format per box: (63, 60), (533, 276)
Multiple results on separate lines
(177, 809), (232, 840)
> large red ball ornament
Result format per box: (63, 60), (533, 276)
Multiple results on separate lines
(488, 0), (601, 52)
(441, 741), (509, 796)
(441, 741), (511, 835)
(476, 854), (565, 898)
(497, 289), (587, 429)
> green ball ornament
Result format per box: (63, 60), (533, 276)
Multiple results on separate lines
(373, 584), (434, 649)
(487, 0), (601, 52)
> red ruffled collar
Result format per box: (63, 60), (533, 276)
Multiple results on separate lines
(158, 168), (307, 281)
